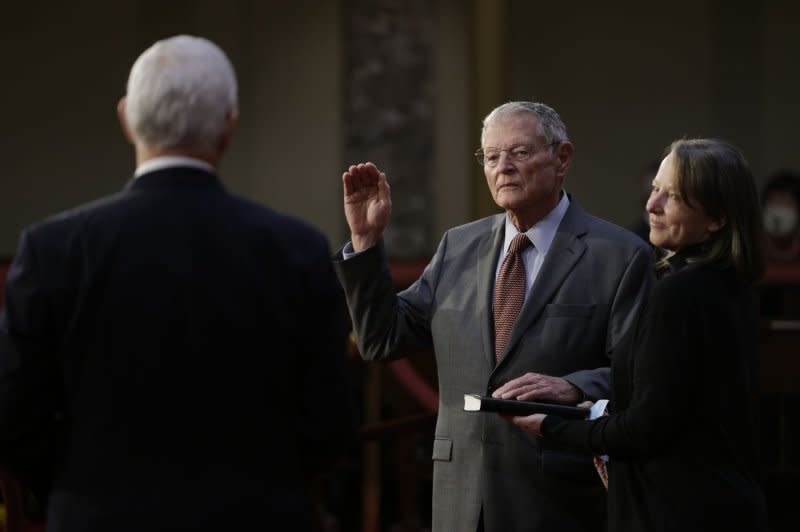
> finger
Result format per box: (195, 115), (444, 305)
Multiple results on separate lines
(493, 374), (532, 397)
(343, 171), (354, 196)
(353, 164), (378, 192)
(377, 173), (392, 202)
(496, 385), (529, 399)
(516, 383), (558, 401)
(349, 164), (366, 190)
(364, 161), (382, 177)
(344, 165), (362, 192)
(516, 389), (543, 401)
(492, 384), (516, 398)
(509, 415), (529, 429)
(510, 414), (545, 436)
(515, 378), (561, 402)
(361, 163), (382, 187)
(497, 387), (528, 399)
(496, 377), (540, 399)
(577, 401), (594, 409)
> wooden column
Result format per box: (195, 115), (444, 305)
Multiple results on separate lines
(343, 0), (437, 260)
(470, 0), (508, 220)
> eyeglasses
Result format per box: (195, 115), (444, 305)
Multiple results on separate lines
(474, 142), (560, 168)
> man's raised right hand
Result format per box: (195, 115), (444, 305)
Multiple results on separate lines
(342, 162), (392, 252)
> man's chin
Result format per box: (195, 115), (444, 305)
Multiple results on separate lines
(493, 192), (524, 210)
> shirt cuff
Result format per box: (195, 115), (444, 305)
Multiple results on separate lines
(342, 241), (360, 260)
(342, 241), (376, 260)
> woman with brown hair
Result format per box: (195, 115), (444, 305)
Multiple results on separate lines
(498, 138), (767, 531)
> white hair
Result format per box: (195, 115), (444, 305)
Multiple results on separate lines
(481, 101), (568, 147)
(124, 35), (238, 150)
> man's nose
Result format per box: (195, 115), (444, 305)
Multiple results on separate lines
(497, 151), (515, 172)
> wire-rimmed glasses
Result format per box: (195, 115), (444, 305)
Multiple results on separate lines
(474, 143), (560, 168)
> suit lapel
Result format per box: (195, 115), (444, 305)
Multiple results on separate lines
(498, 199), (589, 365)
(478, 215), (506, 367)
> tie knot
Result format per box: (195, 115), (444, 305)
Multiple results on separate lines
(508, 233), (531, 255)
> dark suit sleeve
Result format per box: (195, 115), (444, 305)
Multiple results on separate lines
(332, 238), (439, 362)
(293, 234), (358, 476)
(562, 243), (654, 401)
(0, 230), (62, 486)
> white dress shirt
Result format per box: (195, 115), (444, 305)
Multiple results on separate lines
(134, 156), (215, 178)
(496, 191), (570, 301)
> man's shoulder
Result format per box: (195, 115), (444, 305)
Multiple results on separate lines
(569, 206), (649, 252)
(445, 213), (503, 239)
(229, 194), (328, 244)
(24, 188), (327, 252)
(430, 214), (503, 256)
(25, 191), (129, 240)
(587, 215), (648, 245)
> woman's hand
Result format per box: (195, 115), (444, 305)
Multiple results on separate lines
(508, 413), (547, 437)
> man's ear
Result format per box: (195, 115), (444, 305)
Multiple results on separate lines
(117, 97), (135, 145)
(217, 109), (239, 154)
(555, 141), (574, 178)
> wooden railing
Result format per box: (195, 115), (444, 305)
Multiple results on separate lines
(350, 260), (437, 532)
(757, 262), (800, 532)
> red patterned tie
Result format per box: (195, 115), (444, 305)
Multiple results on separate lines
(493, 233), (531, 362)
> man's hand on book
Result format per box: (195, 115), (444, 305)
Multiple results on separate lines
(492, 372), (582, 404)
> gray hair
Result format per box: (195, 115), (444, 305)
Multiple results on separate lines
(481, 101), (568, 147)
(124, 35), (238, 151)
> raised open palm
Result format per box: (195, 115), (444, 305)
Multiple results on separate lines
(342, 162), (392, 251)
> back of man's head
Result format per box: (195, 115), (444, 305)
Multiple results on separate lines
(124, 35), (238, 152)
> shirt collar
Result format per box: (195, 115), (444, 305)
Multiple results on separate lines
(503, 191), (570, 254)
(134, 156), (215, 178)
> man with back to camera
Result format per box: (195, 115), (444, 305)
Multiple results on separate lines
(334, 101), (653, 531)
(0, 35), (356, 531)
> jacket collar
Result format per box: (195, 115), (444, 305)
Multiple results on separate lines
(124, 166), (224, 192)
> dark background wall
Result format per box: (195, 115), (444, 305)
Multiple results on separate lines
(1, 2), (798, 530)
(0, 0), (347, 254)
(1, 0), (798, 259)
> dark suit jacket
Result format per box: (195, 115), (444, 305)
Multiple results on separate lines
(334, 198), (653, 532)
(542, 255), (767, 532)
(0, 167), (356, 531)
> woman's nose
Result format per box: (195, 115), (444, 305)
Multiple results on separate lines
(646, 192), (662, 213)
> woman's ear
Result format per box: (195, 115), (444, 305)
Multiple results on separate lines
(708, 217), (727, 233)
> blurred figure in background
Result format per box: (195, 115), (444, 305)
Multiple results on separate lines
(761, 170), (800, 262)
(0, 35), (355, 531)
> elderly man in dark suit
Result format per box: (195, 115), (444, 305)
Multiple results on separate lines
(334, 101), (653, 531)
(0, 35), (355, 531)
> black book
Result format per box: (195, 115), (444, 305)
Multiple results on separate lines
(463, 394), (588, 419)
